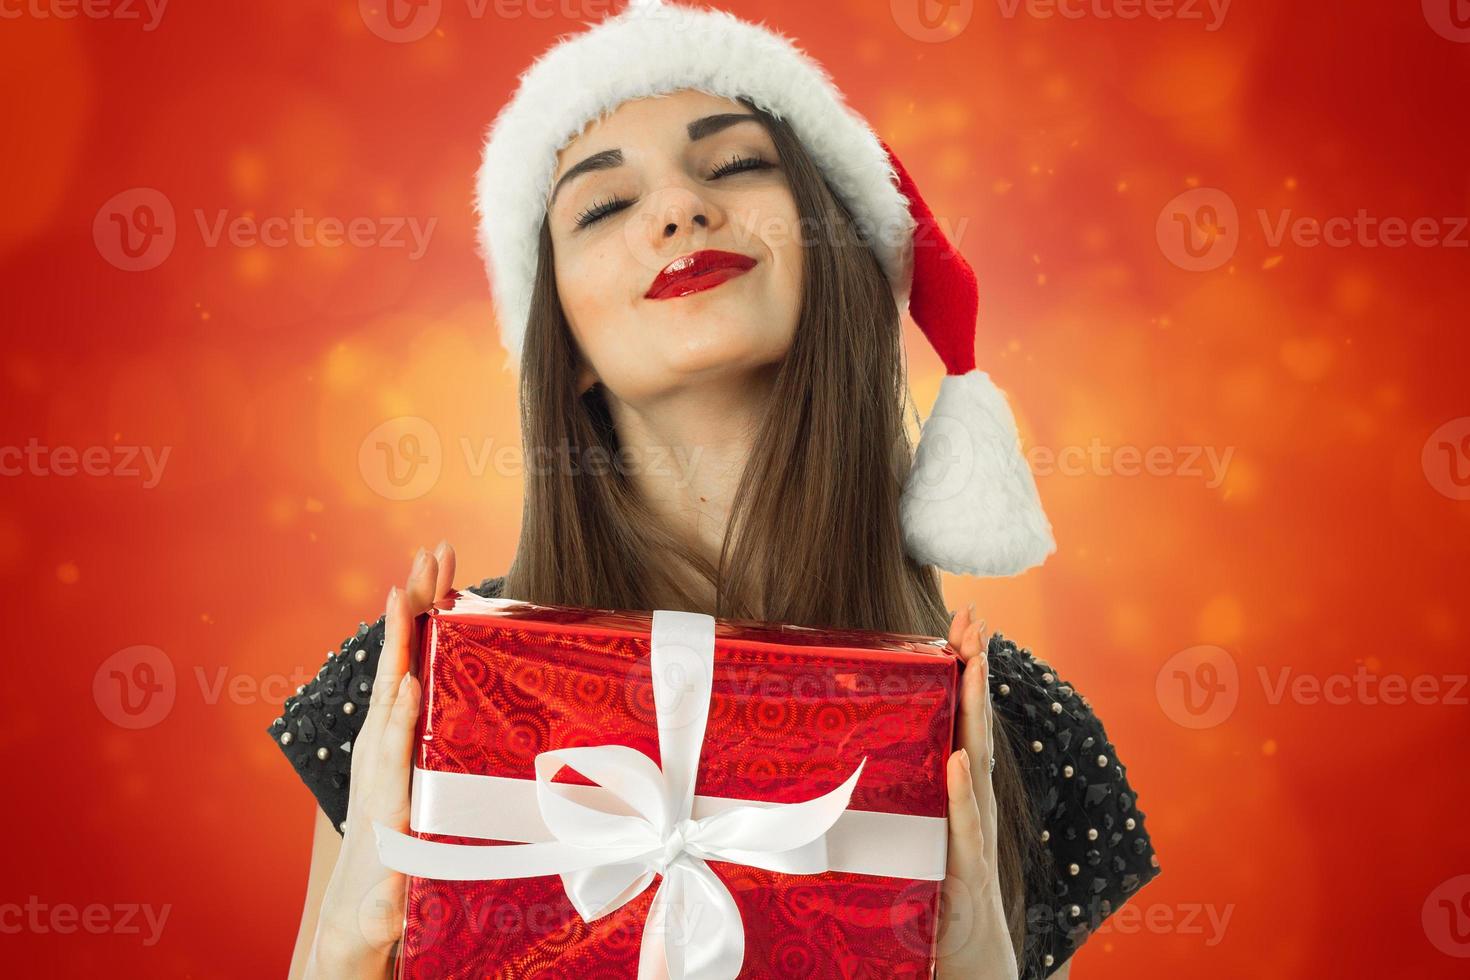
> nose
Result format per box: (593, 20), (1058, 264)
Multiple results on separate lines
(655, 192), (710, 239)
(661, 211), (707, 236)
(630, 180), (725, 280)
(640, 182), (722, 251)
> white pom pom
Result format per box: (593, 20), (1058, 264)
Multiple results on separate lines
(900, 370), (1056, 577)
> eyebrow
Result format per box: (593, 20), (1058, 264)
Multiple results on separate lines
(548, 112), (760, 209)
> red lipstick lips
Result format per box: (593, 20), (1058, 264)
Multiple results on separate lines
(645, 249), (757, 300)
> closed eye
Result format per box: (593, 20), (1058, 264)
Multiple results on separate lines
(573, 195), (633, 229)
(572, 154), (778, 229)
(708, 153), (774, 179)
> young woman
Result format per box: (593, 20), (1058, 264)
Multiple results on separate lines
(269, 4), (1160, 978)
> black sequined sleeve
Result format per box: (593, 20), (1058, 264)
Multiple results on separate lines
(986, 632), (1163, 978)
(265, 576), (506, 835)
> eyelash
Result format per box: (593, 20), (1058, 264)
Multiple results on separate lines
(572, 154), (774, 229)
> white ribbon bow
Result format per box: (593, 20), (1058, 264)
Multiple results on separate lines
(373, 609), (867, 980)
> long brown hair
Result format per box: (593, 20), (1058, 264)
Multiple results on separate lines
(502, 96), (1040, 971)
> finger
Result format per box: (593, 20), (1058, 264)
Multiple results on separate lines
(945, 749), (985, 880)
(955, 616), (987, 665)
(369, 672), (420, 828)
(979, 647), (995, 763)
(947, 602), (973, 652)
(957, 629), (994, 773)
(352, 586), (411, 812)
(432, 540), (456, 602)
(365, 586), (412, 738)
(961, 641), (1001, 876)
(405, 546), (437, 613)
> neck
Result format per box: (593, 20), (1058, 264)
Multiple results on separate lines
(606, 366), (778, 611)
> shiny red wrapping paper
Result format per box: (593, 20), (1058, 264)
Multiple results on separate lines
(395, 593), (960, 978)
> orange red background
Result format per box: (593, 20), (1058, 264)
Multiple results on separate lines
(3, 1), (1468, 977)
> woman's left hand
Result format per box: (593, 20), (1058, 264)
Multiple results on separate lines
(935, 603), (1020, 980)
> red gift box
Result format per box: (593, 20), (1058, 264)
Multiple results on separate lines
(376, 590), (959, 979)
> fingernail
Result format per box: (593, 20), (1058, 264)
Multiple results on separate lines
(968, 602), (976, 619)
(412, 546), (428, 570)
(399, 673), (412, 696)
(386, 585), (397, 612)
(433, 539), (449, 558)
(958, 748), (971, 775)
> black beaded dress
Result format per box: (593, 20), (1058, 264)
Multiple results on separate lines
(266, 575), (1162, 978)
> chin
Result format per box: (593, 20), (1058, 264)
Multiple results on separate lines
(657, 325), (779, 375)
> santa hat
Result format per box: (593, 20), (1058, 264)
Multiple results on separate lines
(474, 0), (1055, 578)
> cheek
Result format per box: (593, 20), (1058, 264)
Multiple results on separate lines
(748, 193), (805, 336)
(554, 237), (630, 343)
(746, 191), (804, 295)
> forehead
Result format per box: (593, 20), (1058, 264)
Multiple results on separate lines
(552, 89), (757, 177)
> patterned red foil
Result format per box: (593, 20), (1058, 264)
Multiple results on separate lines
(396, 594), (959, 979)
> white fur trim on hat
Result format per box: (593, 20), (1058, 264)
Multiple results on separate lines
(900, 370), (1057, 576)
(474, 0), (915, 369)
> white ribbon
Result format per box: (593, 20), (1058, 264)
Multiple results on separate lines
(372, 609), (871, 980)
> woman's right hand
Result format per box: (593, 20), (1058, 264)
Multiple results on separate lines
(307, 541), (456, 979)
